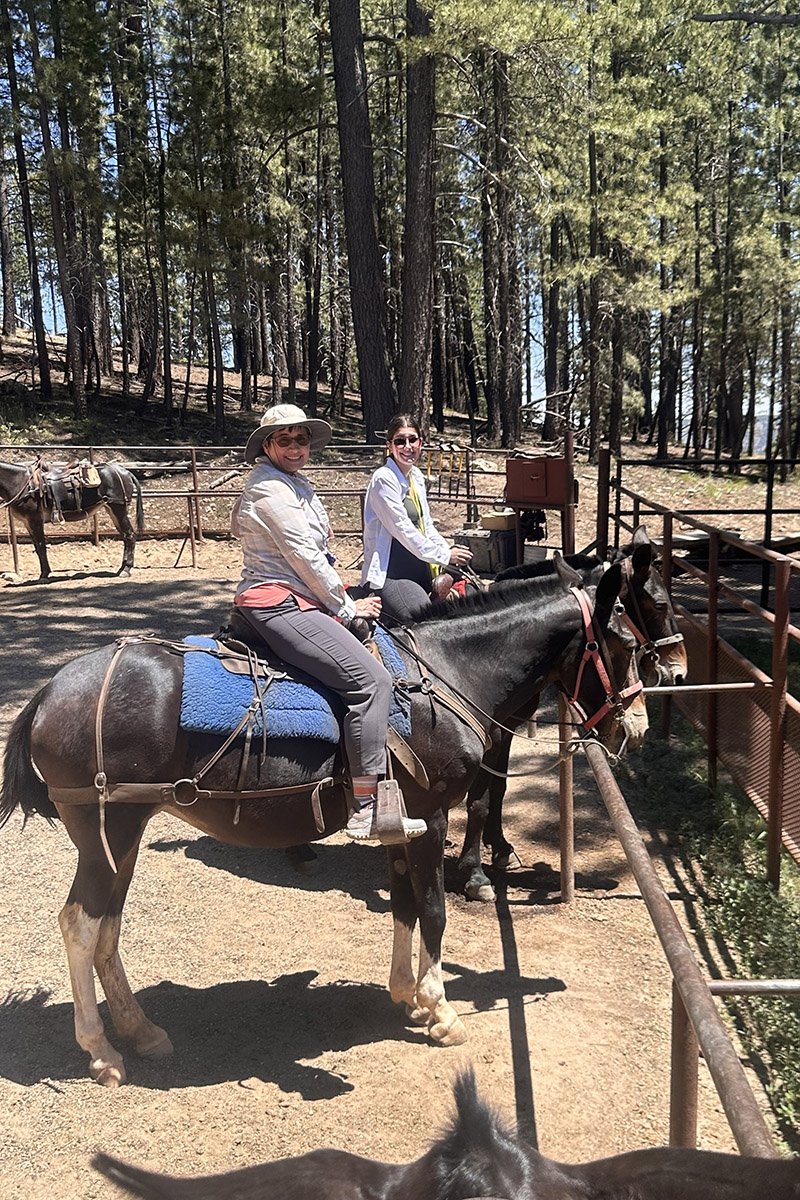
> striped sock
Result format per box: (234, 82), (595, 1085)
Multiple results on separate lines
(351, 775), (378, 812)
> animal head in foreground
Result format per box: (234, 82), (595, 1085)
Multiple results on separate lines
(92, 1069), (800, 1200)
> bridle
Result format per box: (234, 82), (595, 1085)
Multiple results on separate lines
(565, 585), (643, 733)
(618, 555), (685, 678)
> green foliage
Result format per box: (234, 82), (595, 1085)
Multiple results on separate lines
(698, 807), (800, 1135)
(622, 723), (800, 1145)
(725, 632), (800, 699)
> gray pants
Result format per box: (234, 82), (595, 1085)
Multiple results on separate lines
(377, 577), (431, 626)
(236, 601), (392, 777)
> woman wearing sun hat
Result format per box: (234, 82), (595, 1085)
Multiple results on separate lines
(231, 403), (425, 845)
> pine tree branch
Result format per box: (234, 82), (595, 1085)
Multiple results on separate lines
(693, 10), (800, 24)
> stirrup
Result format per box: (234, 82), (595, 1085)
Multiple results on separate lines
(344, 780), (426, 845)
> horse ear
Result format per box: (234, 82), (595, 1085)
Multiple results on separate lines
(632, 523), (649, 547)
(631, 536), (654, 580)
(594, 561), (623, 629)
(553, 551), (583, 590)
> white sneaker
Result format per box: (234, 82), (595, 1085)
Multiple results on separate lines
(344, 802), (427, 844)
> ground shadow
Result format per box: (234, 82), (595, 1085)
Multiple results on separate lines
(0, 575), (234, 721)
(148, 834), (393, 915)
(0, 960), (565, 1095)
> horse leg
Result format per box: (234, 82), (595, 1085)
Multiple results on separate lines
(93, 843), (173, 1060)
(106, 502), (136, 575)
(483, 753), (515, 872)
(389, 812), (468, 1047)
(459, 771), (494, 901)
(459, 732), (515, 900)
(387, 846), (422, 1023)
(23, 511), (51, 579)
(57, 806), (150, 1086)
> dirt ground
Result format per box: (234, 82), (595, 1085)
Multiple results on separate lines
(0, 531), (779, 1200)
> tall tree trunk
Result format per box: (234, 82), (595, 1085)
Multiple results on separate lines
(329, 0), (396, 439)
(24, 0), (84, 412)
(542, 218), (563, 440)
(588, 127), (601, 462)
(0, 0), (50, 395)
(399, 0), (435, 422)
(0, 165), (16, 336)
(479, 52), (499, 442)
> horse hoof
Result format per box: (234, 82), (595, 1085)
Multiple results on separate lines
(404, 1004), (429, 1027)
(285, 844), (320, 876)
(135, 1030), (174, 1059)
(91, 1063), (126, 1088)
(491, 848), (513, 871)
(429, 1016), (468, 1047)
(465, 880), (496, 902)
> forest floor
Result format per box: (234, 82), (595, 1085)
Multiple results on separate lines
(0, 346), (795, 1196)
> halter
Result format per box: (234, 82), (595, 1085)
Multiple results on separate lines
(566, 586), (643, 732)
(619, 555), (685, 676)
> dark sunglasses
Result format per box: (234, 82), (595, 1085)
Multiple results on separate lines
(392, 435), (420, 447)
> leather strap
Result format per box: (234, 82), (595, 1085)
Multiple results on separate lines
(386, 726), (430, 790)
(49, 775), (341, 809)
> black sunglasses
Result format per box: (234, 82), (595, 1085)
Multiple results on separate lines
(392, 435), (420, 446)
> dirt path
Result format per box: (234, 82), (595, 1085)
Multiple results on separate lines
(0, 550), (774, 1199)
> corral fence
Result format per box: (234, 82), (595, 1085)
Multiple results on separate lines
(563, 448), (800, 1158)
(0, 441), (512, 571)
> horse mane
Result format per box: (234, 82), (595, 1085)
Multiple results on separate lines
(421, 1068), (535, 1200)
(493, 553), (603, 584)
(410, 572), (579, 626)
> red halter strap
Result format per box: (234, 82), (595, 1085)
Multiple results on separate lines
(567, 586), (643, 733)
(619, 556), (685, 666)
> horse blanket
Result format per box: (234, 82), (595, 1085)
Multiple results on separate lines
(180, 627), (411, 744)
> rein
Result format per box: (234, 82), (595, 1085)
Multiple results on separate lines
(380, 581), (641, 753)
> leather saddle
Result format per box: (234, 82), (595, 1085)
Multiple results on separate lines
(28, 458), (102, 523)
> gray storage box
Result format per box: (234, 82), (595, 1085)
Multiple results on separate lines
(454, 529), (516, 575)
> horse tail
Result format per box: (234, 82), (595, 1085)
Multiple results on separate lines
(0, 690), (58, 828)
(132, 472), (145, 535)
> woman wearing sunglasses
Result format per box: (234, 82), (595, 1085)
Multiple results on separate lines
(360, 413), (473, 624)
(230, 403), (426, 845)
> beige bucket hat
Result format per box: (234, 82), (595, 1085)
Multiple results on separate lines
(244, 403), (332, 463)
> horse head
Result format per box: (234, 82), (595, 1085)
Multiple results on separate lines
(558, 560), (649, 756)
(614, 525), (688, 689)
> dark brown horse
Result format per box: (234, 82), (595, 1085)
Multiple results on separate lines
(0, 457), (144, 579)
(92, 1070), (799, 1200)
(1, 560), (647, 1087)
(458, 527), (688, 901)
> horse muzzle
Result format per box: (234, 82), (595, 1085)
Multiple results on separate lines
(621, 695), (649, 750)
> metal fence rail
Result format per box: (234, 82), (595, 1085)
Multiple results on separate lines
(600, 473), (800, 890)
(0, 442), (511, 570)
(584, 740), (784, 1158)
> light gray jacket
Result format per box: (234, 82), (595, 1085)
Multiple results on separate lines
(231, 458), (356, 619)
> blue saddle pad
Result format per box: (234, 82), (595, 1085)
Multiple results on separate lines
(180, 627), (411, 744)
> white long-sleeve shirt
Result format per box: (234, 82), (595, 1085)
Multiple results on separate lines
(231, 458), (357, 619)
(361, 458), (451, 589)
